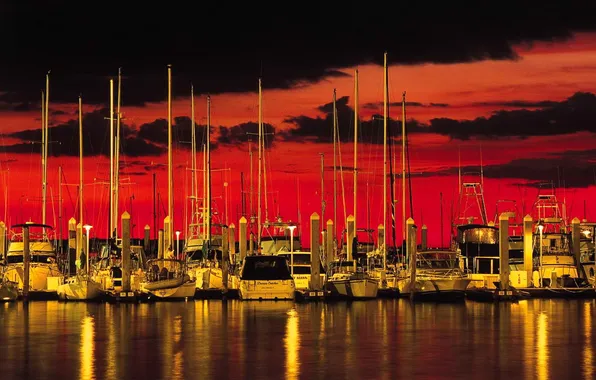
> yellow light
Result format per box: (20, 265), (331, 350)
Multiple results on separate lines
(285, 308), (300, 380)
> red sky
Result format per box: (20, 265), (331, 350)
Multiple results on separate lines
(1, 33), (596, 247)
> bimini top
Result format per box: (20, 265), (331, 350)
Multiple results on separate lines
(11, 223), (54, 230)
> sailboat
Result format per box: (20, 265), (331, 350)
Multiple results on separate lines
(3, 73), (62, 297)
(57, 96), (103, 301)
(92, 71), (147, 301)
(238, 78), (296, 300)
(140, 65), (196, 300)
(326, 69), (379, 299)
(393, 89), (471, 301)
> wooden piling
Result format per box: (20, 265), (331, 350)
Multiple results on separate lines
(326, 220), (334, 268)
(499, 213), (509, 290)
(0, 221), (6, 262)
(122, 211), (131, 292)
(421, 224), (428, 251)
(222, 225), (229, 290)
(310, 212), (321, 290)
(407, 218), (416, 300)
(68, 217), (76, 275)
(229, 223), (236, 264)
(158, 229), (164, 259)
(163, 216), (171, 255)
(572, 217), (586, 279)
(239, 217), (247, 262)
(144, 224), (150, 254)
(23, 225), (30, 301)
(347, 215), (355, 261)
(76, 222), (83, 271)
(249, 232), (254, 256)
(523, 215), (533, 285)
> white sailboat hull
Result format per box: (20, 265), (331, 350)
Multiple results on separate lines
(57, 278), (103, 301)
(239, 280), (295, 300)
(141, 280), (196, 299)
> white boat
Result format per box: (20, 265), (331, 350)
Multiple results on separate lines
(326, 261), (378, 299)
(3, 223), (62, 296)
(141, 258), (196, 300)
(397, 250), (471, 301)
(93, 243), (147, 297)
(276, 249), (325, 290)
(238, 255), (295, 300)
(57, 275), (103, 301)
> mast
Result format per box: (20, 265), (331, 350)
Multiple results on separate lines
(114, 68), (122, 238)
(257, 78), (262, 251)
(202, 143), (206, 240)
(320, 153), (325, 231)
(190, 84), (196, 228)
(109, 79), (114, 238)
(167, 64), (173, 248)
(262, 80), (269, 224)
(353, 69), (359, 231)
(332, 89), (337, 241)
(206, 96), (211, 243)
(383, 52), (388, 270)
(58, 166), (62, 256)
(40, 90), (45, 225)
(79, 95), (84, 229)
(42, 73), (50, 226)
(249, 141), (253, 224)
(401, 91), (406, 245)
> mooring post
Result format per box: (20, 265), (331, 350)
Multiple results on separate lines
(158, 229), (164, 259)
(310, 213), (321, 290)
(23, 225), (30, 301)
(229, 223), (236, 264)
(347, 215), (355, 261)
(572, 217), (586, 279)
(499, 213), (510, 291)
(523, 215), (533, 286)
(407, 218), (416, 300)
(421, 224), (428, 251)
(144, 224), (150, 255)
(122, 212), (131, 292)
(222, 225), (229, 291)
(326, 220), (334, 268)
(239, 217), (247, 262)
(0, 221), (6, 262)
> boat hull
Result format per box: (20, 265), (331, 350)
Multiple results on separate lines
(327, 278), (379, 299)
(57, 278), (103, 301)
(3, 263), (62, 292)
(398, 278), (471, 301)
(141, 280), (196, 300)
(238, 280), (295, 300)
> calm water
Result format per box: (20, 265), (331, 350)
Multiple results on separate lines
(1, 299), (594, 380)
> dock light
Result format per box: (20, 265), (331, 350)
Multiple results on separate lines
(537, 221), (544, 285)
(83, 225), (92, 275)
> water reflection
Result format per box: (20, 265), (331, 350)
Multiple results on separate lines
(537, 312), (549, 380)
(284, 308), (300, 380)
(584, 302), (593, 379)
(80, 315), (95, 380)
(0, 300), (595, 380)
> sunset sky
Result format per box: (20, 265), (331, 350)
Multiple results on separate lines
(1, 3), (595, 248)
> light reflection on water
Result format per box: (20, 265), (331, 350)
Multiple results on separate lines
(0, 299), (595, 380)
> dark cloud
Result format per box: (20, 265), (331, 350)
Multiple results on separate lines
(137, 116), (217, 151)
(413, 92), (596, 140)
(1, 108), (165, 157)
(470, 100), (559, 109)
(363, 101), (450, 111)
(283, 96), (427, 143)
(217, 122), (276, 148)
(1, 2), (595, 106)
(429, 150), (596, 189)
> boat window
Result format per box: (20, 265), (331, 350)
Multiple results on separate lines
(241, 257), (293, 280)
